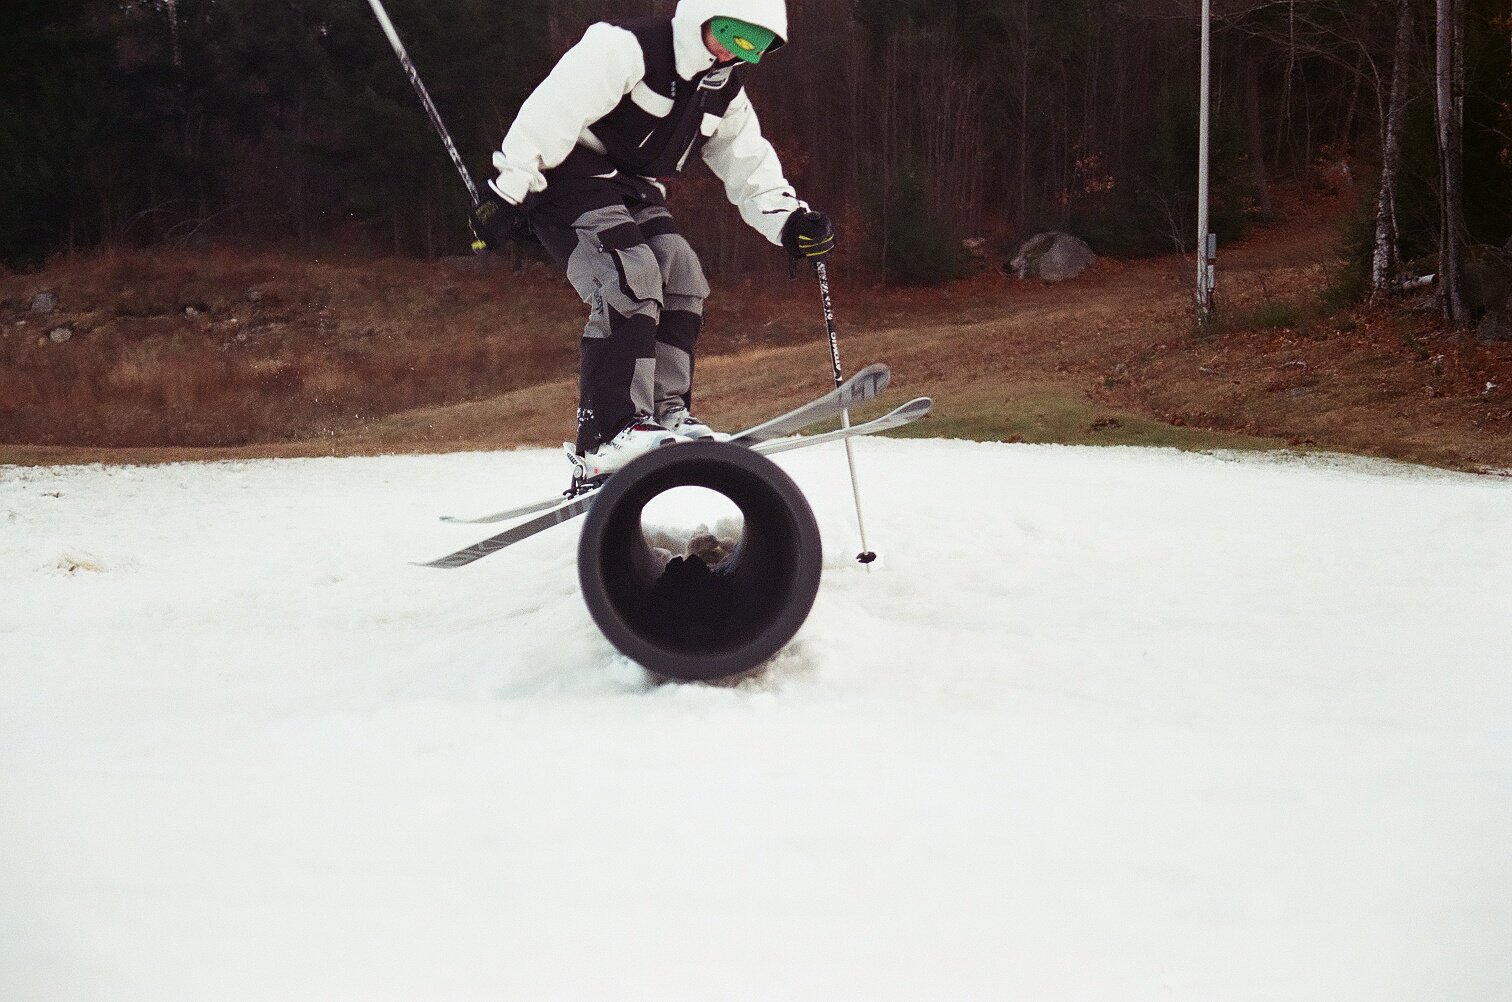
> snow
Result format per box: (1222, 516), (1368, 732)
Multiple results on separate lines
(2, 439), (1510, 1000)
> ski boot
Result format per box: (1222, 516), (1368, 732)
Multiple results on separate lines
(565, 417), (680, 492)
(657, 405), (727, 442)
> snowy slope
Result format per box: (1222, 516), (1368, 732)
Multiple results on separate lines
(2, 440), (1510, 1000)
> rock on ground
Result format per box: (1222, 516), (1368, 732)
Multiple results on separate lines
(1008, 232), (1097, 282)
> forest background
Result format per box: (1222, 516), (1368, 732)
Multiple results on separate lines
(4, 0), (1509, 287)
(3, 0), (1512, 470)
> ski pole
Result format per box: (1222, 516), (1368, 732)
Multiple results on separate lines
(813, 259), (877, 565)
(364, 0), (488, 250)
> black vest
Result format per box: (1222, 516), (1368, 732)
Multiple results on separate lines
(589, 19), (744, 179)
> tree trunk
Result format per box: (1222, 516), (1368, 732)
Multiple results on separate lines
(1274, 0), (1299, 169)
(1017, 0), (1031, 225)
(1372, 0), (1414, 299)
(293, 91), (309, 246)
(1340, 52), (1364, 148)
(1435, 0), (1469, 325)
(1245, 52), (1273, 217)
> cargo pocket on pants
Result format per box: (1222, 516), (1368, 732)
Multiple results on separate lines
(595, 223), (663, 309)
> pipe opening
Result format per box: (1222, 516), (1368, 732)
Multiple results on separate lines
(640, 487), (744, 573)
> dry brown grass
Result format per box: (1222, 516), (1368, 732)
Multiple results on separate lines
(4, 190), (1511, 472)
(1, 246), (589, 446)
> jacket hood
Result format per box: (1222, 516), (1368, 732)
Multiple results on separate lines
(671, 0), (787, 79)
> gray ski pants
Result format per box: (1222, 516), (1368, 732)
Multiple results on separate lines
(532, 200), (710, 454)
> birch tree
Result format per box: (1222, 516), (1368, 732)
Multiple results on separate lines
(1371, 0), (1415, 299)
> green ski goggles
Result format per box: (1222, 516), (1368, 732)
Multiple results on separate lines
(708, 16), (777, 64)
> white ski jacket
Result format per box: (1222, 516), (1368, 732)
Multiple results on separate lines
(490, 0), (803, 246)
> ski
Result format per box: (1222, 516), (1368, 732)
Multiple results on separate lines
(753, 396), (932, 456)
(419, 491), (600, 568)
(440, 495), (568, 525)
(436, 362), (891, 525)
(727, 362), (890, 445)
(417, 394), (931, 570)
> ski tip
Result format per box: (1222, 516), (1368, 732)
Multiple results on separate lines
(415, 556), (468, 569)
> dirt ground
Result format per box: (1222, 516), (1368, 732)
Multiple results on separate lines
(4, 189), (1510, 472)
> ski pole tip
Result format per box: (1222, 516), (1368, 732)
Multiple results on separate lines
(856, 551), (876, 564)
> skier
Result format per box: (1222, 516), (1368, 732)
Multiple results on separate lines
(470, 0), (835, 477)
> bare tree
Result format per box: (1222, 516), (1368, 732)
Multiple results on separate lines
(1434, 0), (1469, 324)
(1244, 48), (1275, 216)
(1371, 0), (1415, 299)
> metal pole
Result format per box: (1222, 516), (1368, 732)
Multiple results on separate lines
(1196, 0), (1214, 323)
(814, 260), (877, 565)
(365, 0), (481, 208)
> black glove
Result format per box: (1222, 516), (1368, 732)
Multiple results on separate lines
(469, 191), (533, 251)
(781, 209), (835, 260)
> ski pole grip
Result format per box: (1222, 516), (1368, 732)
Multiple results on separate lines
(577, 441), (822, 681)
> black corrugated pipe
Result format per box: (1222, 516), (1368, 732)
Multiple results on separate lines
(577, 441), (823, 681)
